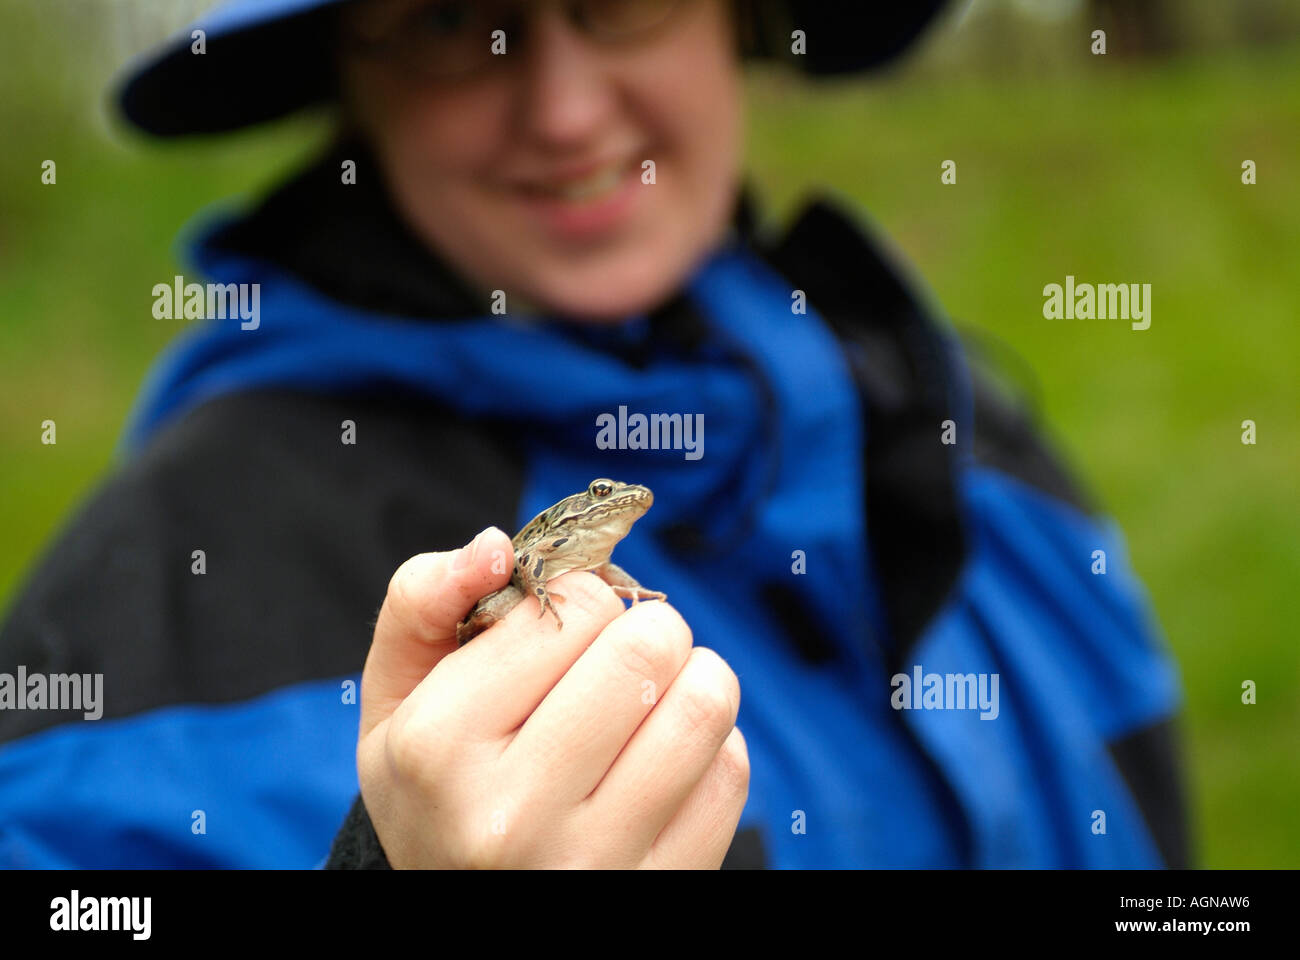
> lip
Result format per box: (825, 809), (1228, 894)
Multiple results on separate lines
(513, 153), (629, 188)
(508, 157), (642, 241)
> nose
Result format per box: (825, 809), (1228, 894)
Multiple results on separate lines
(515, 6), (615, 150)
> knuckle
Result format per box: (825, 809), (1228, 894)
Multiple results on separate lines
(674, 650), (740, 736)
(714, 728), (751, 793)
(385, 710), (447, 784)
(629, 599), (692, 649)
(385, 721), (426, 783)
(677, 683), (733, 736)
(457, 826), (510, 871)
(606, 602), (692, 683)
(610, 619), (675, 681)
(453, 800), (535, 870)
(686, 647), (741, 719)
(553, 571), (624, 618)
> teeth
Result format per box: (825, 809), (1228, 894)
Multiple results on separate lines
(538, 163), (624, 201)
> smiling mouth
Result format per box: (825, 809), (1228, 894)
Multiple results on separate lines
(517, 158), (635, 203)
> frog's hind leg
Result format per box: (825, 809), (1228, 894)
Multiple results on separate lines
(595, 562), (667, 605)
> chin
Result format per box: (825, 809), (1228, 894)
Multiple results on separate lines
(543, 283), (674, 323)
(526, 242), (707, 323)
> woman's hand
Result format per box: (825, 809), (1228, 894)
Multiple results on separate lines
(357, 527), (749, 869)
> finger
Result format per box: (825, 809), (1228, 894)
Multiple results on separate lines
(457, 570), (627, 739)
(645, 725), (750, 869)
(579, 646), (741, 853)
(503, 598), (690, 809)
(360, 527), (513, 739)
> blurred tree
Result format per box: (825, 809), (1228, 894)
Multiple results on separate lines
(1086, 0), (1300, 59)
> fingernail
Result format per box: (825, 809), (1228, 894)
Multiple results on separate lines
(452, 528), (487, 570)
(452, 528), (483, 564)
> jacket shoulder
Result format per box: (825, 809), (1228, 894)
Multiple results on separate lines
(760, 194), (1094, 514)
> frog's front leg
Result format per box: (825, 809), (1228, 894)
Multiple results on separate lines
(514, 553), (565, 630)
(595, 562), (667, 604)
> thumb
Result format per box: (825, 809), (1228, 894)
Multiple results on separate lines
(360, 526), (513, 739)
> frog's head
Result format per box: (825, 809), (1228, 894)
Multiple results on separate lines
(542, 478), (653, 536)
(517, 478), (655, 548)
(541, 478), (653, 549)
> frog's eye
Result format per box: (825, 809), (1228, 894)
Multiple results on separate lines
(589, 479), (615, 499)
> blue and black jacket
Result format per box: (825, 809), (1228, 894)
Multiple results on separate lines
(0, 140), (1188, 868)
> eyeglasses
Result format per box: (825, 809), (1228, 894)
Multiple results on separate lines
(343, 0), (693, 79)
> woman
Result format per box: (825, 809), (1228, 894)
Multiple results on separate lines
(0, 0), (1188, 868)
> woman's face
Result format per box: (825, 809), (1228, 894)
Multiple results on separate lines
(339, 0), (744, 321)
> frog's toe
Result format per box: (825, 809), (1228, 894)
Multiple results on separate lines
(539, 603), (564, 629)
(535, 590), (566, 630)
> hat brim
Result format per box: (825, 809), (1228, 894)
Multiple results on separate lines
(740, 0), (948, 77)
(117, 0), (948, 137)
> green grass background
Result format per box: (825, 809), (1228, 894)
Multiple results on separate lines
(1, 2), (1296, 867)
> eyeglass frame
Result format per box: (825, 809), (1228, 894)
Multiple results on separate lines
(339, 0), (700, 80)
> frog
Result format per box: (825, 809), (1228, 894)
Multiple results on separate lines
(456, 478), (667, 645)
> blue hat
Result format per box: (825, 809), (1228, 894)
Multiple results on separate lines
(117, 0), (948, 136)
